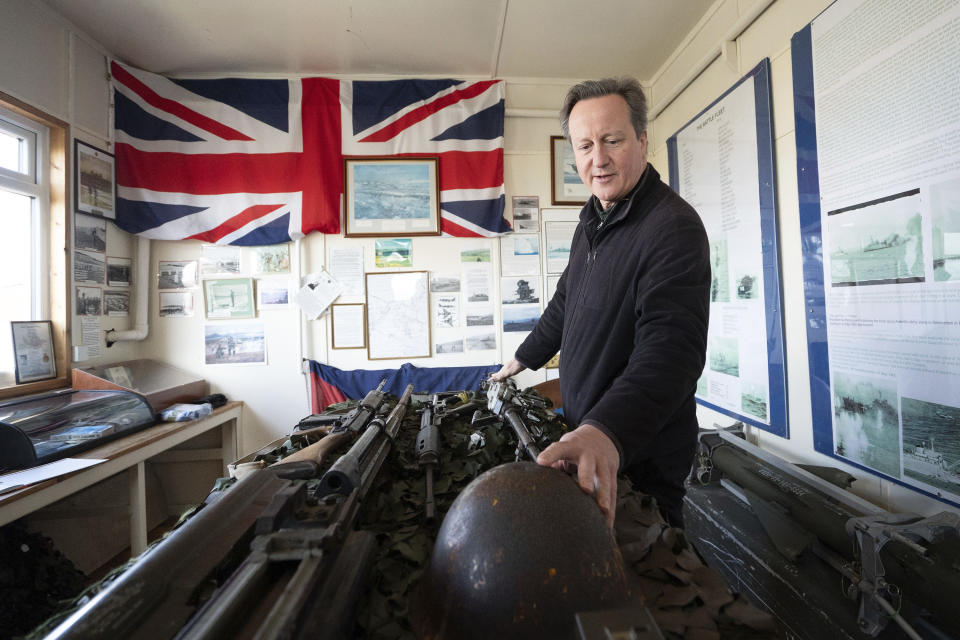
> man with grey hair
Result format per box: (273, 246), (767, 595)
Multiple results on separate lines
(492, 77), (710, 527)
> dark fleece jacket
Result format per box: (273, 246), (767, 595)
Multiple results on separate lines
(515, 164), (710, 470)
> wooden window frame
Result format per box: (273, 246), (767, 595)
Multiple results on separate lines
(0, 90), (70, 400)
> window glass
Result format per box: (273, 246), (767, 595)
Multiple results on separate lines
(0, 129), (21, 173)
(0, 189), (34, 377)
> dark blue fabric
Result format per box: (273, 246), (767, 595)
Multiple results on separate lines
(310, 361), (501, 399)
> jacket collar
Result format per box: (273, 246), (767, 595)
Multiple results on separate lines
(580, 164), (658, 227)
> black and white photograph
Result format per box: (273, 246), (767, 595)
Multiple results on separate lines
(511, 195), (540, 232)
(435, 338), (464, 354)
(159, 291), (194, 317)
(74, 213), (107, 252)
(204, 278), (255, 319)
(465, 331), (496, 351)
(74, 140), (115, 219)
(74, 249), (106, 285)
(102, 290), (130, 317)
(158, 260), (199, 289)
(831, 370), (900, 477)
(501, 276), (540, 305)
(76, 286), (101, 316)
(201, 244), (242, 276)
(902, 397), (960, 496)
(465, 306), (493, 327)
(106, 256), (132, 287)
(429, 273), (460, 292)
(204, 322), (266, 365)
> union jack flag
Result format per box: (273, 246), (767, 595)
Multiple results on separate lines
(110, 62), (509, 244)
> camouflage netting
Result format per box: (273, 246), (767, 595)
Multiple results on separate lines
(23, 388), (778, 639)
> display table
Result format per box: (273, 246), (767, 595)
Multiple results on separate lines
(0, 401), (242, 556)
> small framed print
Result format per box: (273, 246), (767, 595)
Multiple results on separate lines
(75, 140), (116, 219)
(344, 157), (441, 237)
(75, 213), (107, 252)
(254, 243), (291, 275)
(76, 286), (102, 316)
(204, 278), (255, 319)
(257, 278), (292, 309)
(11, 320), (57, 384)
(331, 303), (367, 349)
(102, 290), (130, 317)
(107, 256), (132, 287)
(550, 136), (590, 206)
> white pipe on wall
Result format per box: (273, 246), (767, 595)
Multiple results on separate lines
(106, 236), (150, 345)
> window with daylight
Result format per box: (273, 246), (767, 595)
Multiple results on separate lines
(0, 93), (69, 397)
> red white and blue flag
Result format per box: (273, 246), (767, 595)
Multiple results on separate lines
(110, 61), (509, 244)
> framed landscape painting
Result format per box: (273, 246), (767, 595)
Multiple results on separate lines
(344, 157), (440, 237)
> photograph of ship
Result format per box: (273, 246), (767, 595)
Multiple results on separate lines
(827, 190), (924, 287)
(353, 163), (431, 220)
(502, 304), (540, 332)
(708, 336), (739, 377)
(710, 234), (729, 302)
(741, 381), (768, 420)
(204, 322), (266, 365)
(429, 274), (459, 292)
(159, 291), (193, 317)
(465, 311), (493, 327)
(831, 371), (900, 477)
(901, 397), (960, 496)
(74, 213), (106, 252)
(929, 177), (960, 282)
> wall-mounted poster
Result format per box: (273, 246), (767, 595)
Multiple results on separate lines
(158, 260), (198, 289)
(667, 59), (787, 438)
(500, 234), (540, 276)
(74, 140), (115, 219)
(544, 221), (577, 274)
(365, 271), (430, 360)
(344, 158), (440, 237)
(106, 257), (131, 287)
(793, 0), (960, 506)
(204, 278), (255, 319)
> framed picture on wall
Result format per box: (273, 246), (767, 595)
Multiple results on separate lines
(203, 278), (255, 319)
(550, 136), (589, 205)
(74, 140), (116, 219)
(10, 320), (57, 384)
(365, 271), (430, 360)
(344, 157), (441, 237)
(331, 303), (367, 349)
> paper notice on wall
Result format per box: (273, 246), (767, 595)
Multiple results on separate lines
(294, 269), (343, 319)
(81, 316), (101, 358)
(329, 246), (365, 296)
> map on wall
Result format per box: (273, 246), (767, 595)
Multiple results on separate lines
(793, 0), (960, 506)
(667, 59), (788, 437)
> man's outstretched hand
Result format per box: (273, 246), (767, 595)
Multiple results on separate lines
(489, 358), (526, 382)
(537, 424), (620, 527)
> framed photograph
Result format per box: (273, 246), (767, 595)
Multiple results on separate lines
(550, 136), (590, 205)
(10, 320), (57, 384)
(201, 244), (242, 276)
(159, 291), (194, 317)
(512, 196), (540, 232)
(331, 303), (367, 349)
(75, 140), (116, 219)
(106, 256), (132, 287)
(76, 286), (102, 316)
(257, 278), (292, 309)
(544, 220), (578, 274)
(74, 249), (106, 285)
(158, 260), (199, 289)
(74, 213), (107, 252)
(204, 322), (266, 365)
(204, 278), (255, 319)
(254, 243), (291, 275)
(344, 157), (440, 237)
(365, 270), (430, 360)
(102, 290), (130, 317)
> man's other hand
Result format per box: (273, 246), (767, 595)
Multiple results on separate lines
(489, 358), (526, 382)
(536, 424), (620, 527)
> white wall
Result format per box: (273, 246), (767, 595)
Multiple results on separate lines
(648, 0), (957, 517)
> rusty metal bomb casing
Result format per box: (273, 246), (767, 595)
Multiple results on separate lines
(415, 462), (629, 640)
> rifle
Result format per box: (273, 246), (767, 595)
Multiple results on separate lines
(414, 391), (477, 522)
(43, 382), (412, 640)
(476, 379), (548, 462)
